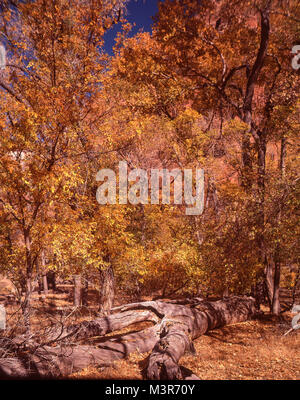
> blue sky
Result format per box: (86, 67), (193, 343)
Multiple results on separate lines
(104, 0), (161, 55)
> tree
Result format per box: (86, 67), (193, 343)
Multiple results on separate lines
(0, 0), (129, 332)
(109, 0), (300, 311)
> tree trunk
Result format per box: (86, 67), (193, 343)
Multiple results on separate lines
(36, 251), (48, 296)
(280, 137), (286, 177)
(272, 248), (281, 315)
(256, 133), (275, 311)
(41, 251), (48, 295)
(36, 258), (42, 295)
(264, 259), (274, 309)
(22, 229), (33, 338)
(238, 2), (271, 308)
(82, 276), (89, 307)
(241, 135), (253, 188)
(271, 136), (286, 315)
(48, 271), (56, 292)
(73, 275), (82, 307)
(42, 274), (48, 296)
(0, 296), (256, 379)
(251, 276), (268, 310)
(292, 263), (300, 307)
(99, 263), (114, 315)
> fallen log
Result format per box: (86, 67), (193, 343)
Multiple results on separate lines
(146, 296), (256, 379)
(0, 296), (256, 379)
(0, 325), (161, 378)
(44, 309), (160, 343)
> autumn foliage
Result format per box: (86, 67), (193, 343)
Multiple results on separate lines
(0, 0), (299, 333)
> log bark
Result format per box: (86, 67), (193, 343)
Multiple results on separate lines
(146, 296), (255, 379)
(0, 296), (255, 379)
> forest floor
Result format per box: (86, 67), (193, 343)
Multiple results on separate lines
(2, 287), (300, 380)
